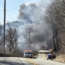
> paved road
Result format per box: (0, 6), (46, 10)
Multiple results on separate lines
(0, 57), (65, 65)
(28, 58), (65, 65)
(0, 57), (33, 65)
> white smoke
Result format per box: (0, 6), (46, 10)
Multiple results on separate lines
(17, 0), (53, 50)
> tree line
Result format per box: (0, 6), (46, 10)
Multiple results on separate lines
(0, 24), (22, 55)
(45, 0), (65, 52)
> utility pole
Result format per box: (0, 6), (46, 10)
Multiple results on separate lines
(4, 0), (6, 53)
(29, 30), (31, 49)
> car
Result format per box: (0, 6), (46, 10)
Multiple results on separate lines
(47, 53), (56, 60)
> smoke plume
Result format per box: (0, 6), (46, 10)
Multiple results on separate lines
(17, 0), (53, 50)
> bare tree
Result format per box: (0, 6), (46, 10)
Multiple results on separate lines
(45, 0), (65, 51)
(5, 24), (18, 54)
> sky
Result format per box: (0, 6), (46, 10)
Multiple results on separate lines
(0, 0), (39, 25)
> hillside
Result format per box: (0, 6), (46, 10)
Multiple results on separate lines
(54, 32), (65, 63)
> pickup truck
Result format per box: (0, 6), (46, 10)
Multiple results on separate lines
(24, 50), (34, 58)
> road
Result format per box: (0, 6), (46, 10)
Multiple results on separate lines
(0, 57), (65, 65)
(0, 57), (33, 65)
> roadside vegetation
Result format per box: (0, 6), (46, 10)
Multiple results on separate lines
(45, 0), (65, 62)
(0, 24), (22, 56)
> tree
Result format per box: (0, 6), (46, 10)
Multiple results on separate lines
(45, 0), (65, 51)
(5, 24), (18, 54)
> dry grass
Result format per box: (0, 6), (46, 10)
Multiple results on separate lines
(54, 54), (65, 63)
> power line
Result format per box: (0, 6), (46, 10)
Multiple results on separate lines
(6, 0), (19, 11)
(6, 6), (19, 11)
(6, 11), (13, 21)
(6, 10), (16, 22)
(3, 0), (31, 23)
(6, 0), (17, 21)
(6, 13), (17, 22)
(12, 0), (17, 7)
(6, 0), (31, 11)
(8, 0), (14, 8)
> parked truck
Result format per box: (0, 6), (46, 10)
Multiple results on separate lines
(23, 50), (38, 58)
(23, 50), (34, 58)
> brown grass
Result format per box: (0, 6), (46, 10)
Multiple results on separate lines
(54, 54), (65, 63)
